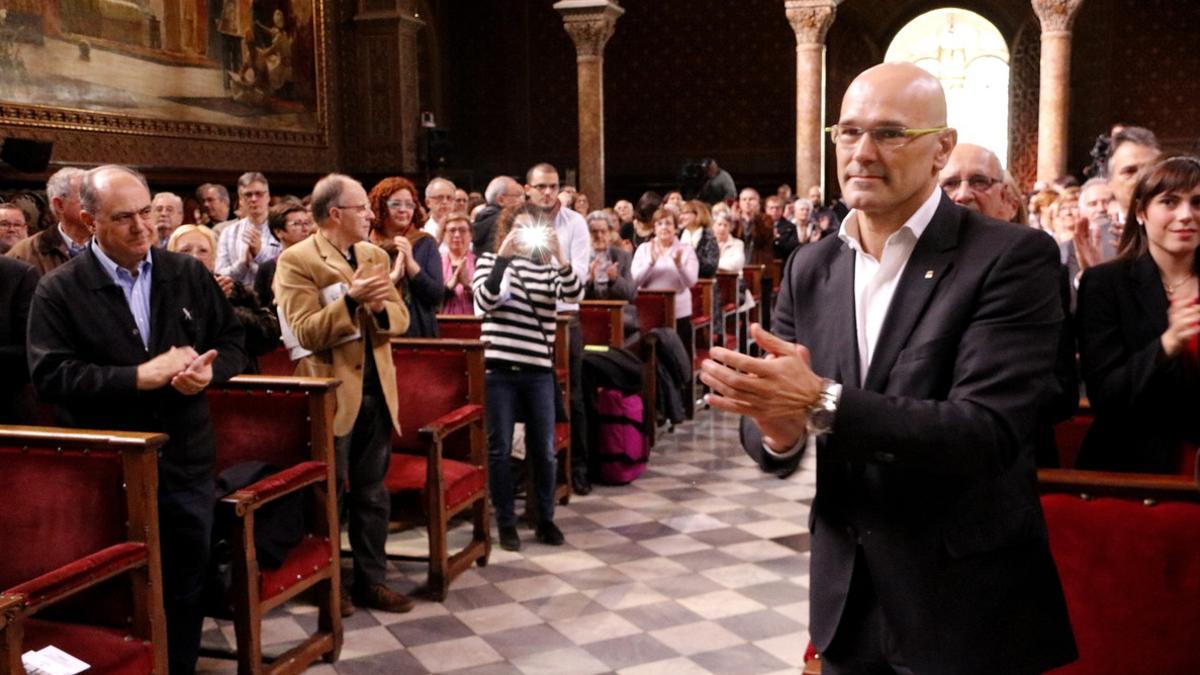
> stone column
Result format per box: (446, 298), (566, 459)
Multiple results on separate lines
(785, 0), (838, 197)
(1032, 0), (1084, 182)
(554, 0), (623, 209)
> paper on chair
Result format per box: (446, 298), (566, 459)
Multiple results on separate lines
(22, 646), (89, 675)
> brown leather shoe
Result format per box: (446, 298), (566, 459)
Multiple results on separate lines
(340, 591), (356, 618)
(355, 584), (415, 614)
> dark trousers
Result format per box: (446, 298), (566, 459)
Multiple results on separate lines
(159, 474), (215, 675)
(567, 316), (588, 478)
(334, 390), (393, 590)
(821, 552), (914, 675)
(486, 369), (557, 528)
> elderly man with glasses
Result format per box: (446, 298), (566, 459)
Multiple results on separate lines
(937, 143), (1020, 222)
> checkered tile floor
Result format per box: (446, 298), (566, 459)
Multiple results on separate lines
(198, 406), (816, 674)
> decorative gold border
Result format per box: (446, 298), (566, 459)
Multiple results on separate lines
(0, 0), (331, 148)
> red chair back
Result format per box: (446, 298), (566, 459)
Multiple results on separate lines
(1042, 485), (1200, 674)
(391, 339), (485, 454)
(715, 272), (739, 311)
(438, 315), (483, 340)
(208, 384), (318, 472)
(634, 290), (676, 333)
(257, 345), (296, 376)
(579, 301), (625, 348)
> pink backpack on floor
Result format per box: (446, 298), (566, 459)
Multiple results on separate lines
(595, 387), (648, 484)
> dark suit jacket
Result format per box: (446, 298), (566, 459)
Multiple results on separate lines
(1075, 253), (1200, 472)
(28, 246), (247, 482)
(742, 194), (1076, 674)
(0, 256), (38, 422)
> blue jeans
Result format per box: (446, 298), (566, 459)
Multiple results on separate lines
(485, 369), (557, 528)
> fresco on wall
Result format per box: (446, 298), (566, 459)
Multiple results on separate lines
(0, 0), (320, 134)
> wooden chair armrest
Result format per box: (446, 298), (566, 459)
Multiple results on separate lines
(580, 300), (628, 308)
(419, 404), (484, 444)
(222, 460), (329, 516)
(1037, 468), (1200, 502)
(5, 543), (147, 612)
(690, 314), (711, 327)
(0, 593), (25, 629)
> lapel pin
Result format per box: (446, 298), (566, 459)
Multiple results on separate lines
(924, 270), (934, 279)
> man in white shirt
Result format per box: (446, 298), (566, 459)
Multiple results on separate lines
(216, 172), (281, 286)
(700, 63), (1076, 675)
(524, 162), (592, 493)
(422, 177), (457, 241)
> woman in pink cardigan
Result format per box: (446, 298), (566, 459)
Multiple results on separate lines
(631, 207), (700, 341)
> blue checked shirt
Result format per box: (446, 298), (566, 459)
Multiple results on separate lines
(91, 241), (153, 349)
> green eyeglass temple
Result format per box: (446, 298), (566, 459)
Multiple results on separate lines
(825, 125), (949, 142)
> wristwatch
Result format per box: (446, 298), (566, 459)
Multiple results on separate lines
(806, 379), (842, 437)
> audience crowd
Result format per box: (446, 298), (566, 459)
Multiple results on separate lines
(2, 118), (1199, 673)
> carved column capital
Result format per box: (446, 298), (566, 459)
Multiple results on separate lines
(1031, 0), (1084, 34)
(554, 0), (624, 58)
(785, 0), (838, 45)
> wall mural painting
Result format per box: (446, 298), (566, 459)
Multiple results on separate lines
(0, 0), (324, 141)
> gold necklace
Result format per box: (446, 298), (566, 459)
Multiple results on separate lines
(1162, 274), (1196, 297)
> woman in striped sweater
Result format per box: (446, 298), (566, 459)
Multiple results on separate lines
(473, 203), (583, 551)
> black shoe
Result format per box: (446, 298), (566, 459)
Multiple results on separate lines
(499, 525), (521, 551)
(535, 520), (565, 546)
(571, 472), (592, 496)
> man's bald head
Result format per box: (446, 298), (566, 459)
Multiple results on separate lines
(836, 63), (957, 230)
(842, 63), (949, 129)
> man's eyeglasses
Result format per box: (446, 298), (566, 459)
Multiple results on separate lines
(336, 203), (371, 214)
(240, 190), (268, 199)
(0, 220), (26, 230)
(826, 124), (948, 148)
(941, 175), (1001, 192)
(529, 184), (559, 193)
(427, 194), (453, 203)
(386, 200), (416, 210)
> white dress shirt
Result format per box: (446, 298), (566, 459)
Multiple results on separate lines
(838, 186), (941, 386)
(553, 206), (591, 312)
(423, 215), (442, 241)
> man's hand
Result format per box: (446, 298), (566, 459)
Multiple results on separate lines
(1073, 221), (1101, 271)
(136, 346), (199, 391)
(349, 264), (392, 314)
(170, 349), (218, 395)
(606, 263), (619, 281)
(242, 226), (262, 259)
(700, 323), (823, 450)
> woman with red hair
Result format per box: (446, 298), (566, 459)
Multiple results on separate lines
(367, 176), (445, 337)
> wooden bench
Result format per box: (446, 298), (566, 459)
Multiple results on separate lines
(387, 339), (490, 601)
(0, 426), (167, 675)
(206, 375), (343, 674)
(715, 271), (745, 353)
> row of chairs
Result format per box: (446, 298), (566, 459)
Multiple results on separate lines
(0, 265), (775, 675)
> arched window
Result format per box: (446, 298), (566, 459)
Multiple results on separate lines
(885, 8), (1010, 167)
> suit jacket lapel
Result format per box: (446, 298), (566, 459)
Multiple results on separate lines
(819, 243), (861, 387)
(314, 231), (355, 284)
(1130, 253), (1169, 335)
(862, 196), (961, 392)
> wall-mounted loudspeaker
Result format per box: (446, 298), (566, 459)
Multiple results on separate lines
(0, 139), (54, 173)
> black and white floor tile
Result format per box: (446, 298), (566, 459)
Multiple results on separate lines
(198, 406), (816, 674)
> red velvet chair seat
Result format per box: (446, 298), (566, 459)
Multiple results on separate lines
(1043, 494), (1200, 674)
(259, 534), (333, 601)
(385, 454), (486, 509)
(22, 617), (154, 675)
